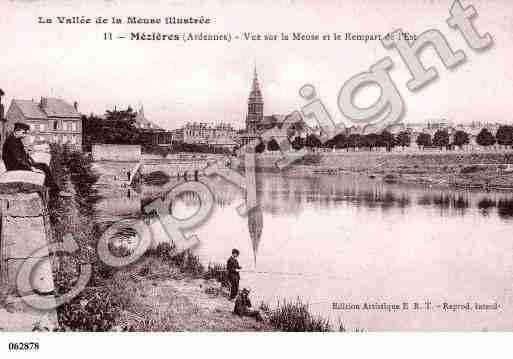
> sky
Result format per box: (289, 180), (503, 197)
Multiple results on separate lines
(1, 0), (512, 131)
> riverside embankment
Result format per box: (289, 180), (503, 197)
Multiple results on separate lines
(251, 150), (513, 190)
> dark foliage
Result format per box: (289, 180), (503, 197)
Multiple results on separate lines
(476, 128), (496, 147)
(495, 125), (513, 147)
(266, 138), (280, 151)
(379, 130), (395, 151)
(255, 140), (265, 153)
(396, 131), (411, 148)
(82, 107), (143, 152)
(54, 276), (124, 331)
(291, 136), (304, 150)
(304, 133), (322, 148)
(266, 298), (332, 332)
(146, 242), (205, 278)
(452, 130), (469, 149)
(433, 129), (450, 149)
(416, 133), (432, 148)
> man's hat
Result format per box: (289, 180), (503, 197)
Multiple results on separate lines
(14, 122), (30, 131)
(241, 288), (250, 294)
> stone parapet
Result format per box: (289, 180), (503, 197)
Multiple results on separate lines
(0, 151), (57, 331)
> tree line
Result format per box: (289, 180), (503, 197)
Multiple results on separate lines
(82, 108), (513, 154)
(259, 125), (513, 152)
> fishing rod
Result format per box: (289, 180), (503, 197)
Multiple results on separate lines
(218, 269), (349, 280)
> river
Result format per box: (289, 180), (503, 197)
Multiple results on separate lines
(92, 161), (513, 330)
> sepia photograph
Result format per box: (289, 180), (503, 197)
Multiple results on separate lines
(1, 0), (513, 356)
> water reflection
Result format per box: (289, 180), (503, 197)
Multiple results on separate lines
(139, 172), (513, 221)
(92, 161), (513, 230)
(498, 199), (513, 219)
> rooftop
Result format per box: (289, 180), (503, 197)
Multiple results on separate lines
(12, 97), (81, 119)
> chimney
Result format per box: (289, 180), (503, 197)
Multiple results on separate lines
(73, 101), (78, 112)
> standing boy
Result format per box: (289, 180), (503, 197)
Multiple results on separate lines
(227, 248), (241, 300)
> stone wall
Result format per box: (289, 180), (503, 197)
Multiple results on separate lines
(0, 154), (58, 330)
(92, 144), (142, 162)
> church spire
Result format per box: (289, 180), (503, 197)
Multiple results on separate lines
(246, 67), (264, 133)
(249, 66), (263, 103)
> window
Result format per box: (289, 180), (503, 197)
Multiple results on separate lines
(40, 123), (46, 132)
(70, 136), (76, 144)
(71, 122), (77, 132)
(53, 121), (58, 131)
(62, 135), (68, 143)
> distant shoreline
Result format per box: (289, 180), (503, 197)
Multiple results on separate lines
(247, 150), (513, 191)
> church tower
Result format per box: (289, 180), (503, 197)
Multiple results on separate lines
(246, 67), (263, 134)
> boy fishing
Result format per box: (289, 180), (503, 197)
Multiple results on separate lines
(226, 248), (241, 300)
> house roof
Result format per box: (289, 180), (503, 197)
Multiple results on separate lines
(12, 98), (80, 119)
(12, 100), (47, 119)
(43, 98), (81, 118)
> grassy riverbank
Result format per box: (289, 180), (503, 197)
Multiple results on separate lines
(109, 244), (342, 332)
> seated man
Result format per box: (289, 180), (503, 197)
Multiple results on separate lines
(2, 122), (68, 196)
(233, 288), (263, 322)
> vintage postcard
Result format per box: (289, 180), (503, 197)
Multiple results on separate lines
(0, 0), (513, 347)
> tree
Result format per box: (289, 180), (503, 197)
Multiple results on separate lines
(416, 133), (432, 149)
(333, 133), (347, 149)
(284, 118), (306, 138)
(495, 125), (513, 148)
(348, 134), (363, 150)
(255, 140), (266, 153)
(476, 128), (496, 147)
(432, 129), (450, 150)
(82, 106), (143, 151)
(396, 131), (411, 149)
(266, 138), (280, 151)
(452, 130), (469, 150)
(379, 130), (395, 151)
(105, 106), (137, 122)
(291, 136), (304, 150)
(304, 134), (322, 149)
(364, 133), (380, 151)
